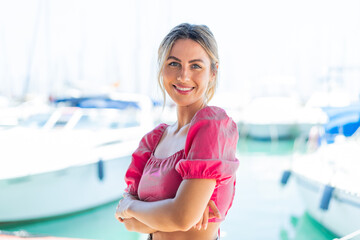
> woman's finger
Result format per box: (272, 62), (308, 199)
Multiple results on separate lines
(208, 211), (215, 219)
(115, 195), (133, 219)
(193, 219), (200, 229)
(208, 200), (221, 219)
(202, 205), (209, 230)
(114, 212), (124, 222)
(123, 192), (137, 200)
(195, 214), (203, 230)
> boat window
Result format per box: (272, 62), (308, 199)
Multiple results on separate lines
(18, 113), (51, 128)
(53, 111), (75, 129)
(73, 108), (140, 130)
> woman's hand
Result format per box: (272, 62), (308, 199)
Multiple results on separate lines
(193, 200), (221, 230)
(115, 193), (157, 234)
(115, 193), (136, 220)
(117, 217), (157, 234)
(118, 179), (217, 232)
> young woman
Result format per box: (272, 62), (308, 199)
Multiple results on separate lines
(115, 23), (239, 240)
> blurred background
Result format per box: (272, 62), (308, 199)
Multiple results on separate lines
(0, 0), (360, 240)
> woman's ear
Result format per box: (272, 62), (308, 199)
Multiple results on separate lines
(211, 62), (218, 81)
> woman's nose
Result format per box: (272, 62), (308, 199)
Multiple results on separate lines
(177, 68), (190, 81)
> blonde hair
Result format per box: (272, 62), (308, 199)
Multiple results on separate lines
(157, 23), (219, 105)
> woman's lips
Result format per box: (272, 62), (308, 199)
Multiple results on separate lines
(173, 85), (194, 94)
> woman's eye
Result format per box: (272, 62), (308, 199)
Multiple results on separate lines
(191, 64), (201, 69)
(169, 62), (180, 67)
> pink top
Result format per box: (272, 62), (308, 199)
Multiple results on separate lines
(124, 106), (239, 222)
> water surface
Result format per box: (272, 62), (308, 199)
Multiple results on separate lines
(1, 137), (338, 240)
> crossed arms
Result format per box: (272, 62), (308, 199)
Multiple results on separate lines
(115, 179), (220, 233)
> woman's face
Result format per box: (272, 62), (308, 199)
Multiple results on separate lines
(162, 39), (214, 109)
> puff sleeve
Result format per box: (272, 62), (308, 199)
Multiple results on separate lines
(175, 107), (239, 187)
(124, 124), (167, 196)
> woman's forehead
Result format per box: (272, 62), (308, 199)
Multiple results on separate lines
(169, 39), (210, 63)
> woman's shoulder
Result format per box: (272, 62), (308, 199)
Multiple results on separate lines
(138, 123), (168, 151)
(190, 106), (233, 125)
(151, 123), (169, 135)
(187, 106), (238, 142)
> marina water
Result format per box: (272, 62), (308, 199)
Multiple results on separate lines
(0, 137), (338, 240)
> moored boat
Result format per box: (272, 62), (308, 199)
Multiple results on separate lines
(0, 93), (153, 223)
(289, 131), (360, 239)
(240, 96), (302, 140)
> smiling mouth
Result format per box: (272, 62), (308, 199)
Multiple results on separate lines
(173, 85), (194, 92)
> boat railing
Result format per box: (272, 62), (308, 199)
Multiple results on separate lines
(333, 229), (360, 240)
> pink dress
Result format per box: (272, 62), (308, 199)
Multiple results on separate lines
(124, 106), (239, 222)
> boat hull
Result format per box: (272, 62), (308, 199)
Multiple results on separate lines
(0, 156), (131, 223)
(294, 174), (360, 239)
(243, 123), (297, 140)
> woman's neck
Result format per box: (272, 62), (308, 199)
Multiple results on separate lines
(175, 101), (207, 132)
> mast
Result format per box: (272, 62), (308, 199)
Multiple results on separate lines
(23, 0), (43, 99)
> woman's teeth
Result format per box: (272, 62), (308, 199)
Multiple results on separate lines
(175, 86), (193, 91)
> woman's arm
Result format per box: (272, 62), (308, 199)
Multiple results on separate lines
(119, 217), (157, 234)
(116, 179), (216, 232)
(116, 198), (221, 233)
(115, 195), (157, 234)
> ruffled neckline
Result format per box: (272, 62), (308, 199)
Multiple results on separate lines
(151, 124), (185, 160)
(150, 106), (226, 160)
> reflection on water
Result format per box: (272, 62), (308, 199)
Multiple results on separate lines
(280, 212), (337, 240)
(237, 137), (295, 156)
(0, 201), (140, 240)
(0, 138), (338, 240)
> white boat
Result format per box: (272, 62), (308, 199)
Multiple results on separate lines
(239, 87), (354, 140)
(0, 96), (19, 129)
(295, 106), (328, 138)
(240, 96), (302, 140)
(239, 97), (333, 140)
(0, 96), (55, 130)
(0, 93), (153, 223)
(290, 132), (360, 239)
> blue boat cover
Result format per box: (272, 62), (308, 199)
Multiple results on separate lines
(53, 96), (140, 109)
(321, 103), (360, 143)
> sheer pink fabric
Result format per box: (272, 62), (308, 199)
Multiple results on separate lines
(124, 106), (239, 222)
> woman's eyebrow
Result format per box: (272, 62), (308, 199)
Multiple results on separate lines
(167, 56), (205, 63)
(167, 56), (181, 62)
(189, 59), (204, 63)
